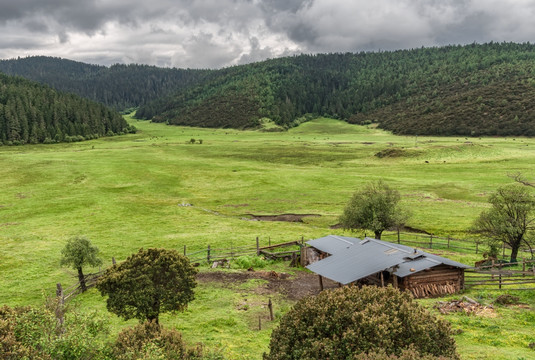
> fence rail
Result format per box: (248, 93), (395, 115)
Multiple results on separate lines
(381, 231), (534, 259)
(465, 259), (535, 290)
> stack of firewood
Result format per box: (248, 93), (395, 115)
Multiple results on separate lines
(410, 282), (457, 298)
(435, 296), (494, 315)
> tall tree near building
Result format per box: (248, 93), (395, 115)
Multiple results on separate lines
(472, 183), (535, 262)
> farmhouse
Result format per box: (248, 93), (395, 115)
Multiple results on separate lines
(303, 235), (470, 298)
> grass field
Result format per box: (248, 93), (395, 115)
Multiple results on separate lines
(1, 116), (534, 359)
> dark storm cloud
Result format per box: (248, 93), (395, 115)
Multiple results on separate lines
(1, 0), (535, 68)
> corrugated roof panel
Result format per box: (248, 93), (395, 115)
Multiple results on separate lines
(424, 253), (471, 269)
(306, 235), (359, 255)
(396, 258), (440, 277)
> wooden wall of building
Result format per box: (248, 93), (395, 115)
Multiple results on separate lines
(399, 265), (464, 298)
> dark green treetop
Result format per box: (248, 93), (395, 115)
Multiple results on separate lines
(97, 248), (197, 323)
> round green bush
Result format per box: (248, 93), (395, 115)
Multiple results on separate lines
(233, 255), (270, 269)
(112, 321), (201, 360)
(264, 286), (459, 360)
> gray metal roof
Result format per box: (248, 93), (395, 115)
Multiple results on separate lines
(305, 235), (470, 285)
(306, 235), (359, 254)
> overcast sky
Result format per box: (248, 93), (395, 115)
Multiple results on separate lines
(1, 0), (534, 69)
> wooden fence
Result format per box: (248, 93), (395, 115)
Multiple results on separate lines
(56, 271), (104, 303)
(56, 238), (303, 302)
(185, 237), (304, 264)
(381, 231), (534, 260)
(56, 234), (534, 303)
(465, 259), (535, 290)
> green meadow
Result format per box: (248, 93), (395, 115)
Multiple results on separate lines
(1, 116), (535, 359)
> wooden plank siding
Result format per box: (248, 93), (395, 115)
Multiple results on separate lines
(357, 265), (464, 298)
(399, 265), (464, 298)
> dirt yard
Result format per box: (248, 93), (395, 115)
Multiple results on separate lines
(197, 269), (339, 300)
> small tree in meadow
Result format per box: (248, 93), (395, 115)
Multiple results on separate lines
(97, 248), (197, 324)
(339, 180), (409, 239)
(60, 236), (102, 292)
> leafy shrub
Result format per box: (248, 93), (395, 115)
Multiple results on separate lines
(233, 256), (270, 269)
(264, 286), (459, 360)
(112, 321), (202, 360)
(375, 148), (405, 158)
(0, 300), (109, 360)
(0, 305), (39, 359)
(494, 294), (521, 305)
(353, 346), (454, 360)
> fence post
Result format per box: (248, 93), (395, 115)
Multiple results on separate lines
(268, 298), (274, 321)
(429, 235), (433, 249)
(258, 316), (262, 331)
(318, 275), (324, 291)
(56, 283), (65, 330)
(499, 273), (502, 289)
(256, 237), (260, 255)
(183, 245), (187, 256)
(447, 236), (450, 249)
(112, 257), (116, 265)
(397, 228), (400, 244)
(207, 245), (211, 263)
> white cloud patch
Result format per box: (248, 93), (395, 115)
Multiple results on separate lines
(0, 0), (534, 68)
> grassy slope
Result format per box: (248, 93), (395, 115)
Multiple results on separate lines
(1, 117), (534, 358)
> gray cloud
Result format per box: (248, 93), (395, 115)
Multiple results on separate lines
(0, 0), (534, 68)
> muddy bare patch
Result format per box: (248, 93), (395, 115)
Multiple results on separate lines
(197, 270), (339, 300)
(244, 213), (321, 223)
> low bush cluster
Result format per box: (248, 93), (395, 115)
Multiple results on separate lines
(233, 255), (271, 269)
(264, 286), (459, 360)
(0, 300), (108, 360)
(112, 321), (203, 360)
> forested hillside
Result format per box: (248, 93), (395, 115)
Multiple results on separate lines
(0, 73), (134, 145)
(0, 56), (210, 110)
(3, 44), (535, 136)
(136, 42), (535, 136)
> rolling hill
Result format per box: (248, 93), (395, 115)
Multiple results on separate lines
(3, 43), (535, 136)
(0, 56), (210, 111)
(0, 73), (134, 145)
(136, 42), (535, 136)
